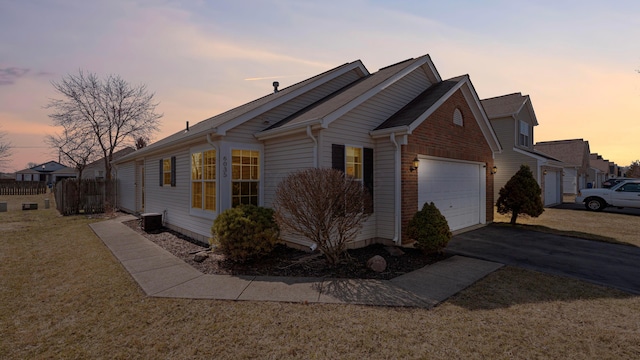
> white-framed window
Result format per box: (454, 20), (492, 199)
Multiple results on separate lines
(231, 149), (260, 207)
(519, 121), (530, 147)
(191, 148), (217, 212)
(453, 108), (463, 126)
(158, 157), (175, 187)
(346, 146), (363, 181)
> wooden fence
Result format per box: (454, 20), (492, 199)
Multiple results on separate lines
(0, 181), (48, 195)
(54, 179), (115, 216)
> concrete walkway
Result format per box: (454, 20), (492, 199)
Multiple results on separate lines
(90, 216), (503, 308)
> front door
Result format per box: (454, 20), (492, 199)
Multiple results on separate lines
(136, 163), (145, 212)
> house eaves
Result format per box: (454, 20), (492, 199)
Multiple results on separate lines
(513, 147), (564, 167)
(115, 61), (369, 164)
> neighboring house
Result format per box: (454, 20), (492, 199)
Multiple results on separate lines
(114, 54), (501, 249)
(608, 161), (621, 178)
(481, 93), (564, 207)
(15, 161), (77, 183)
(589, 153), (611, 188)
(535, 139), (591, 194)
(83, 147), (136, 180)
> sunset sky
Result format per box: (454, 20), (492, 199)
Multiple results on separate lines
(1, 0), (639, 172)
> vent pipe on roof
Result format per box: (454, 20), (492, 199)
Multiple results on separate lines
(272, 81), (279, 93)
(185, 121), (189, 132)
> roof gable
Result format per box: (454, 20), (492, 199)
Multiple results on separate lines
(256, 55), (442, 139)
(371, 75), (502, 154)
(481, 92), (538, 126)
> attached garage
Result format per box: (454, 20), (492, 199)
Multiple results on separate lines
(417, 158), (486, 231)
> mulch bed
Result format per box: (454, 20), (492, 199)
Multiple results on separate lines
(123, 219), (450, 280)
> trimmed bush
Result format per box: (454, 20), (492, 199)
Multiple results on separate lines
(406, 202), (452, 254)
(211, 205), (280, 262)
(496, 164), (544, 224)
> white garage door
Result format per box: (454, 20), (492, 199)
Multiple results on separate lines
(563, 168), (577, 194)
(418, 158), (483, 231)
(544, 171), (560, 206)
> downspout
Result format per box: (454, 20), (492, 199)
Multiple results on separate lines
(390, 133), (401, 244)
(306, 125), (318, 168)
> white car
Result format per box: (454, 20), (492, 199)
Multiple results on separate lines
(576, 179), (640, 211)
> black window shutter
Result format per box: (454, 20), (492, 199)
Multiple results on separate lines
(332, 144), (345, 172)
(363, 147), (374, 213)
(159, 159), (163, 186)
(170, 156), (176, 187)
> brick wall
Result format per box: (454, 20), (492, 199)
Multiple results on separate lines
(400, 89), (495, 244)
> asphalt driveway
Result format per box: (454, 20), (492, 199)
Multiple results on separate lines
(447, 225), (640, 295)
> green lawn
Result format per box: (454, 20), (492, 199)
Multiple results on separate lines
(2, 194), (639, 359)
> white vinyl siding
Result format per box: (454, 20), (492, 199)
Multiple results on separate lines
(116, 162), (135, 213)
(144, 146), (216, 239)
(319, 68), (432, 243)
(491, 117), (538, 202)
(372, 138), (396, 240)
(263, 133), (315, 208)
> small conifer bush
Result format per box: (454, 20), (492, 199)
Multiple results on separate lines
(211, 205), (280, 262)
(406, 202), (452, 254)
(496, 164), (544, 224)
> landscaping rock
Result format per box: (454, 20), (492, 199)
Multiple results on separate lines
(367, 255), (387, 273)
(193, 251), (209, 263)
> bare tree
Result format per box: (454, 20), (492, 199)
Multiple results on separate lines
(274, 168), (372, 265)
(46, 123), (98, 180)
(0, 128), (12, 170)
(46, 70), (162, 181)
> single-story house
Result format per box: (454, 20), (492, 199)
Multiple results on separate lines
(83, 147), (136, 180)
(114, 54), (502, 249)
(535, 139), (591, 194)
(481, 93), (564, 206)
(15, 161), (77, 183)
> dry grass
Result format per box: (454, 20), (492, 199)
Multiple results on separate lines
(493, 206), (640, 247)
(2, 194), (640, 359)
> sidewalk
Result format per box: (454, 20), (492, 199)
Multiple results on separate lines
(90, 216), (503, 308)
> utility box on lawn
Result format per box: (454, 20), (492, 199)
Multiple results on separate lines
(141, 213), (162, 232)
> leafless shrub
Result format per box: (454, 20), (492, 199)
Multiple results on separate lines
(274, 168), (372, 265)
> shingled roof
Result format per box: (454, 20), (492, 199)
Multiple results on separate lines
(374, 76), (465, 130)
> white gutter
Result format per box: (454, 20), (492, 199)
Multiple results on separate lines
(254, 118), (323, 141)
(390, 133), (401, 245)
(306, 125), (318, 168)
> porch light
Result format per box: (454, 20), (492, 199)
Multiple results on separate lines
(491, 166), (498, 174)
(410, 156), (419, 172)
(543, 169), (548, 175)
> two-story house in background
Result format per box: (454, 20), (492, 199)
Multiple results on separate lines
(481, 93), (564, 207)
